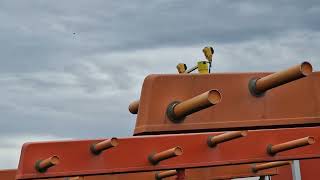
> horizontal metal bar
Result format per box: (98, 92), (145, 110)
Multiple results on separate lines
(16, 127), (320, 179)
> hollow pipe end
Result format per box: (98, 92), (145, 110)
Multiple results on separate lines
(128, 100), (139, 114)
(248, 78), (265, 97)
(307, 136), (316, 144)
(207, 90), (222, 104)
(166, 101), (185, 123)
(48, 156), (60, 165)
(173, 147), (183, 156)
(266, 144), (275, 156)
(110, 137), (119, 147)
(301, 61), (313, 76)
(240, 131), (248, 137)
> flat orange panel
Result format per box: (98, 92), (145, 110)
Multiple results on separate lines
(0, 169), (16, 180)
(134, 72), (320, 135)
(16, 127), (320, 179)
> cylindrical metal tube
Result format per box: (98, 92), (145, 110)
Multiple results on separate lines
(267, 136), (315, 155)
(186, 65), (198, 73)
(155, 170), (178, 180)
(148, 147), (183, 165)
(249, 62), (313, 96)
(91, 138), (118, 155)
(207, 131), (248, 147)
(252, 161), (291, 172)
(167, 90), (222, 123)
(35, 156), (60, 173)
(128, 100), (140, 114)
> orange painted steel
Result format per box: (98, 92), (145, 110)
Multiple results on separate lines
(16, 127), (320, 179)
(149, 147), (183, 165)
(267, 137), (315, 155)
(134, 71), (320, 135)
(270, 158), (320, 180)
(90, 138), (118, 155)
(155, 170), (178, 179)
(32, 165), (278, 180)
(128, 100), (139, 114)
(0, 169), (16, 180)
(249, 62), (313, 96)
(1, 164), (278, 180)
(166, 90), (221, 123)
(35, 156), (60, 173)
(185, 164), (278, 180)
(207, 131), (247, 147)
(252, 161), (290, 172)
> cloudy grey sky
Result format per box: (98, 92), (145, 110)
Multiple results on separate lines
(0, 0), (320, 169)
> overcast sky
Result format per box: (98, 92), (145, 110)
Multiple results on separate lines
(0, 0), (319, 171)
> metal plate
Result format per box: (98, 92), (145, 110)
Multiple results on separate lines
(17, 127), (320, 179)
(134, 72), (320, 135)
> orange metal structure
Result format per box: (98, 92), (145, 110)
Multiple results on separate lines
(0, 170), (16, 180)
(1, 61), (319, 179)
(134, 72), (319, 135)
(15, 127), (320, 179)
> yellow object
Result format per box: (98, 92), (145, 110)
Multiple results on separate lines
(176, 63), (187, 74)
(202, 47), (214, 62)
(197, 61), (209, 74)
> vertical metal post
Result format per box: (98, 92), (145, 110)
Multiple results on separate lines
(259, 176), (271, 180)
(291, 160), (302, 180)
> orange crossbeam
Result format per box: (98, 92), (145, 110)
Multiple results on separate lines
(16, 127), (320, 179)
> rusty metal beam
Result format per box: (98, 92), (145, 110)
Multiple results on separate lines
(16, 127), (320, 179)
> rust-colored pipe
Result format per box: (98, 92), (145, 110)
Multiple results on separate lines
(166, 90), (222, 123)
(90, 138), (119, 155)
(249, 61), (313, 96)
(148, 147), (183, 165)
(128, 100), (140, 114)
(155, 170), (178, 180)
(35, 156), (60, 173)
(267, 136), (315, 155)
(252, 161), (291, 173)
(207, 131), (248, 147)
